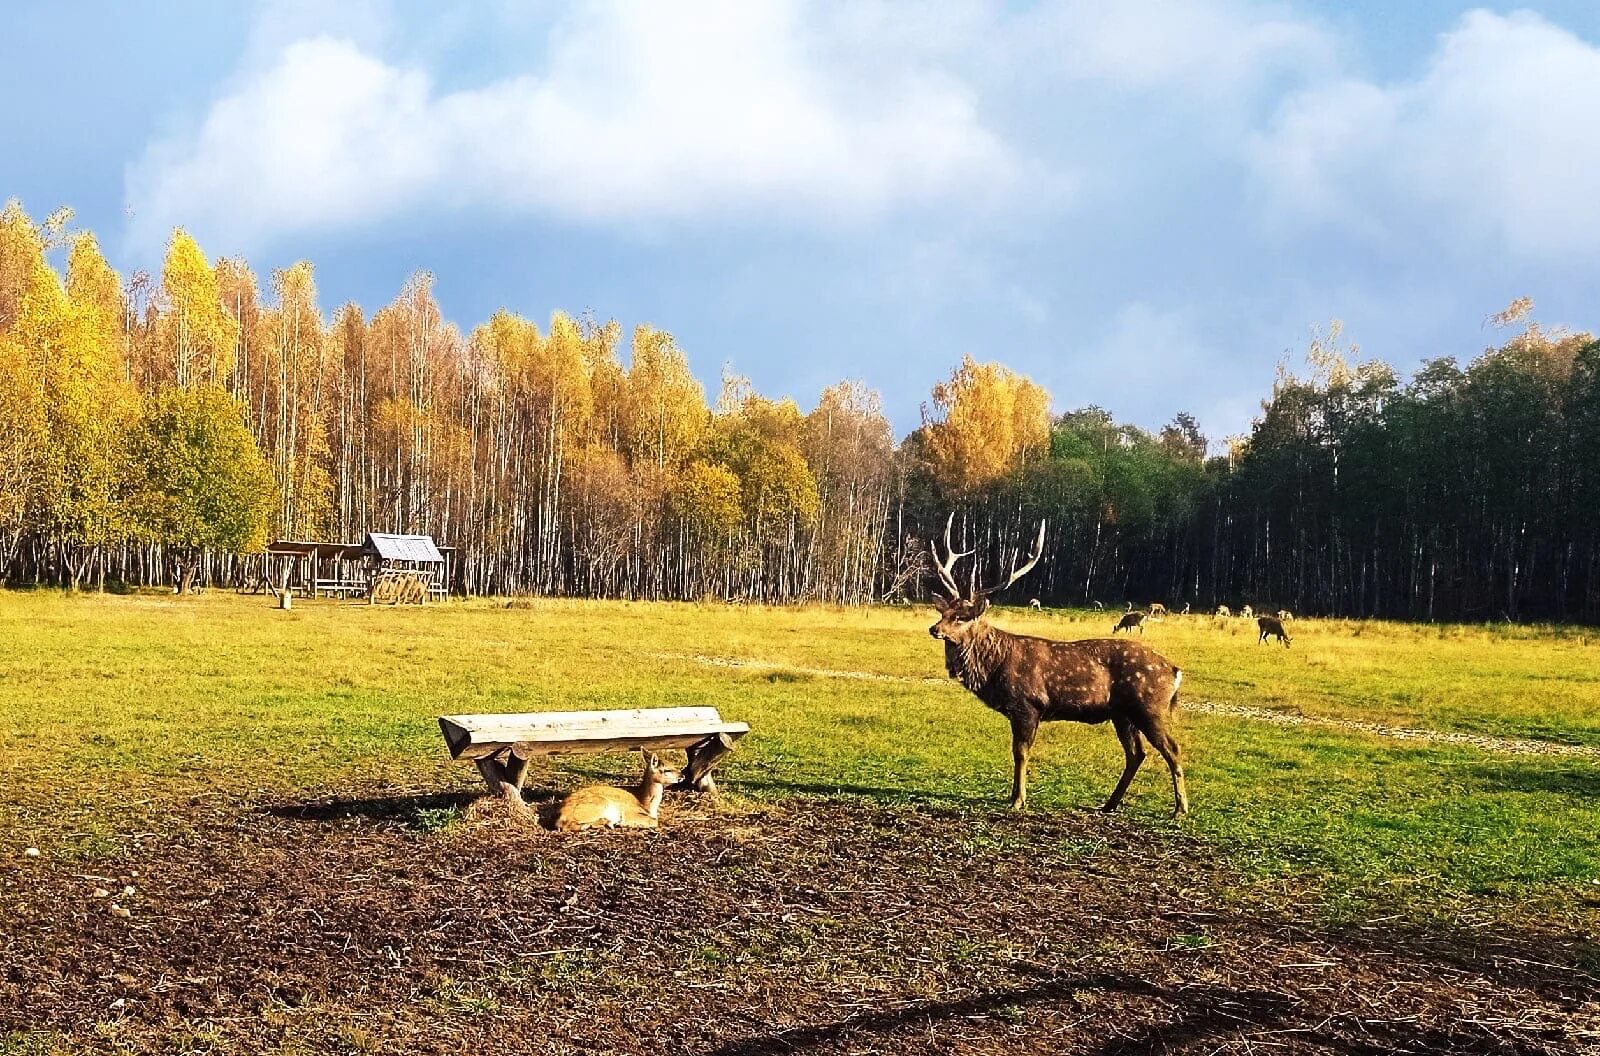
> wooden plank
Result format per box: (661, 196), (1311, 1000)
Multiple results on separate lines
(464, 729), (747, 761)
(440, 722), (748, 760)
(680, 732), (737, 793)
(440, 708), (728, 756)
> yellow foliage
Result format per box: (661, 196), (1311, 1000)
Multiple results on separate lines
(626, 325), (707, 468)
(672, 460), (744, 539)
(923, 355), (1050, 498)
(158, 229), (239, 388)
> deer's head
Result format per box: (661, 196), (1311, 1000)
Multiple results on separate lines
(927, 514), (1045, 643)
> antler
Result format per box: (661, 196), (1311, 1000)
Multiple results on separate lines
(976, 520), (1047, 598)
(929, 512), (973, 598)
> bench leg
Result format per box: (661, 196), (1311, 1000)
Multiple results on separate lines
(678, 733), (735, 794)
(475, 749), (533, 816)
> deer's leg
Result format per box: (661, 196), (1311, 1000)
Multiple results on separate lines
(1009, 716), (1038, 811)
(1144, 725), (1189, 817)
(1102, 717), (1145, 813)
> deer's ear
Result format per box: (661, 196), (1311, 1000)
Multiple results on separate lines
(972, 596), (990, 618)
(931, 594), (951, 613)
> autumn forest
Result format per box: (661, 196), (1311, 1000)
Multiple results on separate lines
(4, 201), (1600, 621)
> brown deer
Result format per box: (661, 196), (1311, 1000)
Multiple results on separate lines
(1257, 615), (1292, 648)
(1148, 602), (1168, 617)
(927, 516), (1189, 815)
(1113, 611), (1148, 634)
(555, 750), (682, 832)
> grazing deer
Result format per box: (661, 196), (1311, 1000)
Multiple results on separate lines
(927, 516), (1189, 815)
(1113, 611), (1148, 635)
(1149, 602), (1168, 617)
(1215, 605), (1231, 618)
(1277, 609), (1293, 621)
(1029, 598), (1042, 610)
(1240, 604), (1254, 619)
(555, 750), (682, 832)
(1092, 600), (1105, 611)
(1257, 615), (1292, 648)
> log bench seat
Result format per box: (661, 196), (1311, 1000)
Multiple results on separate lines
(438, 707), (750, 812)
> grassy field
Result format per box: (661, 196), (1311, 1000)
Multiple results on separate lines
(1, 589), (1596, 928)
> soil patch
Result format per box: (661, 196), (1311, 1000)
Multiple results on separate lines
(1, 795), (1595, 1054)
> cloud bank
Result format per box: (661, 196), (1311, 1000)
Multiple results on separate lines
(1252, 10), (1600, 259)
(126, 1), (1015, 252)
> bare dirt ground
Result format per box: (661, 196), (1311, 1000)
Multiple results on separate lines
(2, 793), (1596, 1055)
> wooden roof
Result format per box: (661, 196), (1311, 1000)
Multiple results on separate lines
(364, 533), (446, 563)
(265, 539), (365, 559)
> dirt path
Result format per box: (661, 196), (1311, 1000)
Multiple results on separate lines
(2, 796), (1594, 1054)
(669, 653), (1600, 761)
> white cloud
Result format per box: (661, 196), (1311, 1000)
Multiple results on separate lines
(1010, 0), (1332, 96)
(1251, 10), (1600, 259)
(125, 1), (1015, 253)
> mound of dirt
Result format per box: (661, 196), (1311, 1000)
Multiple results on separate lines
(1, 793), (1594, 1054)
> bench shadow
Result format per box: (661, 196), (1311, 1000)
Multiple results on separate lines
(263, 788), (578, 831)
(262, 792), (481, 827)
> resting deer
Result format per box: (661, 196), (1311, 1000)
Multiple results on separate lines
(1257, 615), (1292, 648)
(555, 750), (681, 832)
(1276, 609), (1293, 621)
(1113, 611), (1147, 635)
(927, 516), (1189, 815)
(1180, 602), (1191, 616)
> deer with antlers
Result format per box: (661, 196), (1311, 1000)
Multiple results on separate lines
(927, 516), (1189, 816)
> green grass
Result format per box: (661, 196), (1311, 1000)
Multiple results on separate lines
(1, 590), (1597, 927)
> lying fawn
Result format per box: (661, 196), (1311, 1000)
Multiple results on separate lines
(928, 517), (1188, 815)
(555, 750), (681, 832)
(1257, 615), (1292, 648)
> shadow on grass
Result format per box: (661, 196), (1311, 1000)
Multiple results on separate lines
(733, 776), (980, 807)
(1465, 762), (1600, 797)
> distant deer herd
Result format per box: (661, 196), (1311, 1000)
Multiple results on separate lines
(549, 512), (1309, 830)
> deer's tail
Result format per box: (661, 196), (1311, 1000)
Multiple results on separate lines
(1169, 668), (1183, 714)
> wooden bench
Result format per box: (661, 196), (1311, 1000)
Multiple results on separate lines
(438, 707), (750, 812)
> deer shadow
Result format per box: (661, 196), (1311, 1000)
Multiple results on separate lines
(698, 968), (1318, 1056)
(699, 958), (1564, 1056)
(731, 776), (978, 808)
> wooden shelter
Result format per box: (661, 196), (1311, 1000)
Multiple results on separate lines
(255, 540), (367, 598)
(363, 533), (452, 604)
(250, 533), (455, 601)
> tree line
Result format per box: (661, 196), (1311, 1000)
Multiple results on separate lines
(3, 201), (1598, 621)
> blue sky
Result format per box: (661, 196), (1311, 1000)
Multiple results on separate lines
(4, 2), (1599, 440)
